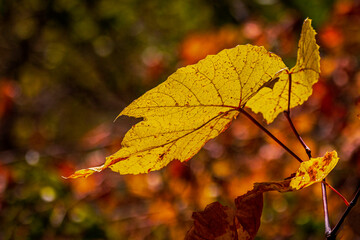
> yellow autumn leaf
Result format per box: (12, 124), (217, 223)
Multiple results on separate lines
(66, 18), (320, 178)
(290, 151), (339, 190)
(246, 18), (320, 123)
(248, 151), (339, 192)
(66, 44), (286, 178)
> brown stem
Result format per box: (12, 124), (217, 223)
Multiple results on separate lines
(285, 73), (332, 236)
(284, 111), (312, 159)
(285, 74), (311, 159)
(328, 186), (360, 239)
(238, 108), (303, 163)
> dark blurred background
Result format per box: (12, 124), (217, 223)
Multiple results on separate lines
(0, 0), (359, 239)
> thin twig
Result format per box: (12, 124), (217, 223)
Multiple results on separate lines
(284, 73), (332, 236)
(284, 111), (312, 158)
(284, 74), (312, 159)
(238, 108), (303, 163)
(328, 186), (360, 239)
(324, 182), (350, 206)
(322, 181), (332, 236)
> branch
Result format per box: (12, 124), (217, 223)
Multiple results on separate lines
(322, 181), (332, 236)
(238, 108), (303, 163)
(284, 74), (311, 159)
(327, 186), (360, 239)
(284, 111), (312, 159)
(324, 182), (350, 206)
(284, 73), (332, 236)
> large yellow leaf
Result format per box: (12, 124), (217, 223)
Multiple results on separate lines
(66, 19), (320, 178)
(110, 46), (289, 175)
(67, 45), (286, 178)
(246, 18), (320, 123)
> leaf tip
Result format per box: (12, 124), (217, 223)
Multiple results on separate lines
(113, 114), (122, 123)
(63, 166), (105, 179)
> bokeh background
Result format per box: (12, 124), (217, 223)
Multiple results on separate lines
(0, 0), (360, 239)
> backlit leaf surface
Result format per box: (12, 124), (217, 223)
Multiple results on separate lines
(67, 18), (320, 178)
(290, 151), (339, 190)
(250, 150), (339, 192)
(246, 18), (320, 123)
(67, 45), (286, 177)
(252, 151), (339, 192)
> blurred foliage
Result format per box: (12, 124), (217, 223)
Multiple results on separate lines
(0, 0), (359, 239)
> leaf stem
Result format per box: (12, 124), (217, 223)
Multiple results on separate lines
(327, 186), (360, 239)
(238, 108), (303, 163)
(287, 73), (292, 112)
(324, 182), (350, 206)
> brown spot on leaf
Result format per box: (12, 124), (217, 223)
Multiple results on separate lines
(308, 166), (318, 182)
(298, 171), (305, 177)
(323, 152), (333, 166)
(261, 77), (280, 90)
(159, 153), (165, 160)
(104, 157), (128, 168)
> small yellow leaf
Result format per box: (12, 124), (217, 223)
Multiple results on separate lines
(246, 18), (320, 123)
(290, 151), (339, 190)
(250, 151), (339, 192)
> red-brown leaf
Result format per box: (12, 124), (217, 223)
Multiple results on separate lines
(185, 191), (263, 240)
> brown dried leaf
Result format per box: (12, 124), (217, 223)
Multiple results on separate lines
(185, 191), (263, 240)
(186, 151), (339, 239)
